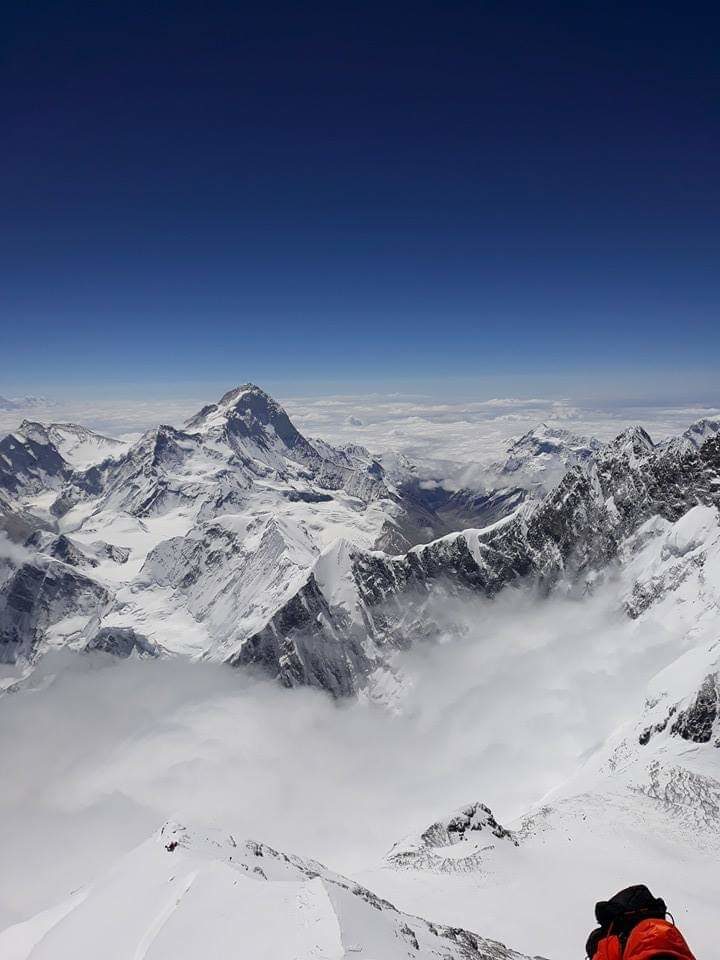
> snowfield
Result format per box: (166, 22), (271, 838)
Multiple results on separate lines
(0, 385), (719, 959)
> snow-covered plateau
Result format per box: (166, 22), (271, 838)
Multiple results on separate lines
(0, 384), (719, 959)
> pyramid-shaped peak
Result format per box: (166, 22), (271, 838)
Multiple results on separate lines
(186, 384), (283, 428)
(217, 382), (272, 406)
(609, 425), (654, 449)
(184, 384), (311, 457)
(604, 425), (655, 464)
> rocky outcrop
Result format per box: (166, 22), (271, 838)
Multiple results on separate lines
(25, 531), (130, 568)
(671, 674), (719, 746)
(387, 802), (518, 873)
(0, 431), (70, 497)
(0, 559), (110, 663)
(229, 574), (373, 697)
(86, 626), (158, 658)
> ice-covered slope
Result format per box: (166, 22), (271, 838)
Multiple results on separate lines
(0, 821), (538, 960)
(184, 383), (391, 501)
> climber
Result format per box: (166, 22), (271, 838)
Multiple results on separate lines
(585, 884), (696, 959)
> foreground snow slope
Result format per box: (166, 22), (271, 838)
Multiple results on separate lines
(0, 822), (538, 960)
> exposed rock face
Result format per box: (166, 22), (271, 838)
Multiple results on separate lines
(17, 420), (127, 468)
(0, 559), (110, 663)
(86, 626), (158, 658)
(671, 674), (719, 745)
(662, 418), (720, 457)
(53, 386), (392, 521)
(387, 802), (518, 873)
(0, 430), (70, 496)
(2, 385), (533, 670)
(53, 424), (224, 518)
(229, 574), (373, 697)
(26, 532), (99, 568)
(0, 491), (55, 543)
(25, 532), (131, 569)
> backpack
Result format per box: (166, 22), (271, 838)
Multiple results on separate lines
(586, 885), (696, 960)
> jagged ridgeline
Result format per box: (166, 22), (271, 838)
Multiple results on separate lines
(1, 384), (720, 698)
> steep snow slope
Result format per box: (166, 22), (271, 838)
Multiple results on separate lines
(0, 822), (537, 960)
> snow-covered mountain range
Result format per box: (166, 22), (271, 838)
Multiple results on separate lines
(0, 383), (527, 675)
(1, 383), (720, 959)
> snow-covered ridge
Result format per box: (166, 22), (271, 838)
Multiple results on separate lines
(0, 820), (538, 960)
(17, 420), (129, 469)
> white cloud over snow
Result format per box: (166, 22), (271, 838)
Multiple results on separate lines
(0, 579), (699, 940)
(1, 389), (718, 470)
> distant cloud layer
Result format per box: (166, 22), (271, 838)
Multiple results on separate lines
(1, 389), (718, 470)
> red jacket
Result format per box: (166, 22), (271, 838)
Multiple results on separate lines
(591, 918), (695, 960)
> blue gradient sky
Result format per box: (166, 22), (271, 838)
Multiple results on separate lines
(2, 2), (719, 399)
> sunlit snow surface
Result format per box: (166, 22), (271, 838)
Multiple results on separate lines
(0, 822), (533, 960)
(2, 395), (720, 958)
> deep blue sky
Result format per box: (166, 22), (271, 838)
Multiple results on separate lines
(2, 1), (719, 398)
